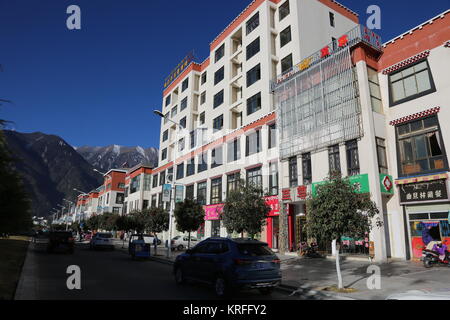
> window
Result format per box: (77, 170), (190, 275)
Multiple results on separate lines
(214, 90), (224, 108)
(246, 38), (260, 60)
(161, 148), (167, 161)
(280, 26), (292, 47)
(331, 37), (337, 50)
(215, 44), (225, 63)
(289, 156), (298, 187)
(201, 72), (207, 84)
(162, 130), (168, 142)
(302, 153), (312, 185)
(200, 92), (206, 105)
(227, 172), (240, 196)
(346, 140), (360, 176)
(118, 182), (125, 189)
(200, 112), (205, 125)
(247, 92), (261, 115)
(211, 221), (221, 237)
(281, 54), (293, 73)
(182, 78), (189, 92)
(152, 174), (158, 188)
(186, 185), (194, 200)
(113, 207), (120, 214)
(197, 182), (207, 205)
(151, 195), (157, 208)
(268, 123), (277, 149)
(246, 12), (259, 35)
(376, 138), (388, 174)
(180, 116), (186, 129)
(396, 115), (447, 177)
(116, 193), (124, 204)
(246, 64), (261, 87)
(247, 166), (262, 189)
(227, 138), (241, 162)
(176, 163), (184, 180)
(187, 158), (195, 176)
(211, 146), (223, 168)
(368, 67), (383, 113)
(211, 177), (222, 204)
(213, 115), (223, 132)
(165, 95), (171, 107)
(214, 66), (224, 85)
(164, 112), (169, 124)
(190, 130), (197, 149)
(279, 1), (290, 21)
(329, 12), (335, 27)
(328, 144), (341, 174)
(246, 129), (261, 156)
(389, 60), (435, 106)
(159, 170), (165, 186)
(143, 175), (151, 191)
(269, 162), (279, 195)
(158, 193), (163, 208)
(180, 97), (188, 111)
(125, 187), (129, 197)
(106, 193), (109, 205)
(198, 152), (208, 173)
(171, 106), (177, 117)
(143, 200), (149, 209)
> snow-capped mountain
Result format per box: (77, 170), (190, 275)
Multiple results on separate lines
(75, 145), (158, 172)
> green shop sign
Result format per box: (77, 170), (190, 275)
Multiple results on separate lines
(312, 174), (370, 197)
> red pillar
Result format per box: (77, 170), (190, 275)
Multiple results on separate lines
(266, 217), (273, 248)
(288, 205), (295, 252)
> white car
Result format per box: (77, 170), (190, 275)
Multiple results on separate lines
(90, 232), (114, 250)
(386, 289), (450, 300)
(171, 235), (198, 251)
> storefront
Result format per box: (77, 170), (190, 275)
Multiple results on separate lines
(398, 173), (450, 260)
(204, 203), (224, 238)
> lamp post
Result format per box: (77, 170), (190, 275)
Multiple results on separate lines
(153, 109), (186, 258)
(57, 204), (68, 230)
(73, 188), (88, 223)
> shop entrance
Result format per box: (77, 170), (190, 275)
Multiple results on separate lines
(272, 216), (279, 249)
(211, 220), (220, 237)
(295, 215), (307, 249)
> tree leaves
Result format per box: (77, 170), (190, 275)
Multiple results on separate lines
(222, 179), (270, 238)
(306, 172), (380, 243)
(174, 199), (204, 233)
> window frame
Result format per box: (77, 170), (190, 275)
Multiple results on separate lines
(215, 44), (225, 63)
(210, 177), (222, 204)
(246, 63), (261, 87)
(345, 139), (360, 176)
(213, 90), (224, 108)
(302, 152), (312, 185)
(279, 0), (290, 21)
(247, 92), (262, 115)
(214, 66), (225, 85)
(388, 59), (436, 107)
(246, 37), (260, 61)
(280, 26), (292, 48)
(328, 144), (341, 174)
(246, 12), (260, 35)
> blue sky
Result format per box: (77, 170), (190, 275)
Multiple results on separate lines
(1, 0), (449, 149)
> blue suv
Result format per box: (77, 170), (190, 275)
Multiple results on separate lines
(173, 237), (282, 297)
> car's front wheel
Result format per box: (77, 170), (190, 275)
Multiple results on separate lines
(177, 245), (184, 251)
(259, 287), (274, 295)
(174, 267), (185, 285)
(214, 277), (228, 298)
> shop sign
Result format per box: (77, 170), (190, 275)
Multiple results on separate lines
(204, 203), (224, 221)
(380, 174), (394, 195)
(164, 51), (194, 89)
(265, 196), (280, 216)
(162, 184), (171, 202)
(175, 185), (184, 203)
(312, 174), (370, 197)
(282, 188), (292, 201)
(399, 179), (449, 205)
(281, 185), (311, 203)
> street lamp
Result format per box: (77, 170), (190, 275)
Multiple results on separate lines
(57, 204), (69, 230)
(153, 109), (185, 258)
(93, 169), (113, 214)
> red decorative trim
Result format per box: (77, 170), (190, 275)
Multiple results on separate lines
(382, 50), (430, 75)
(245, 163), (263, 170)
(210, 174), (223, 180)
(389, 107), (440, 126)
(226, 169), (241, 176)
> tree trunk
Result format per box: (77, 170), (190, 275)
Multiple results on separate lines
(279, 203), (288, 255)
(333, 239), (343, 289)
(188, 231), (191, 249)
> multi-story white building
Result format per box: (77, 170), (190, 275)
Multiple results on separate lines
(123, 165), (153, 213)
(121, 1), (449, 262)
(97, 169), (127, 215)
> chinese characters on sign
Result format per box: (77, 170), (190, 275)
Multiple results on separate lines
(399, 179), (449, 204)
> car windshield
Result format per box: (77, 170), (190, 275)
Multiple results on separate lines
(237, 244), (274, 257)
(98, 233), (112, 238)
(173, 236), (181, 240)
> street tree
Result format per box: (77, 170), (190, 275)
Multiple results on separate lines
(0, 120), (32, 235)
(129, 210), (149, 233)
(305, 172), (381, 289)
(222, 179), (270, 239)
(85, 215), (101, 231)
(145, 207), (170, 254)
(174, 199), (204, 249)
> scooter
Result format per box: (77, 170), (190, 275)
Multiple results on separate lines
(299, 242), (322, 258)
(422, 241), (450, 268)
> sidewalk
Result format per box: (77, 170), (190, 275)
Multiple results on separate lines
(113, 240), (450, 300)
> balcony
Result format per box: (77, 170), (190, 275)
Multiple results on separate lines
(271, 24), (383, 90)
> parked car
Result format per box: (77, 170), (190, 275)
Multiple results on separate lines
(47, 231), (75, 254)
(173, 237), (282, 297)
(90, 232), (114, 250)
(170, 235), (198, 251)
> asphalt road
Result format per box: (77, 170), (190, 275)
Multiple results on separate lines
(16, 241), (296, 300)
